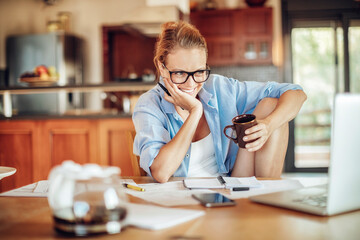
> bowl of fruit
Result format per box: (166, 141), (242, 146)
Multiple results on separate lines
(20, 65), (59, 87)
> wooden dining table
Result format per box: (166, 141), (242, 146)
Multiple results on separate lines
(0, 176), (359, 240)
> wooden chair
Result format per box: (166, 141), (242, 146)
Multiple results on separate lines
(125, 130), (147, 176)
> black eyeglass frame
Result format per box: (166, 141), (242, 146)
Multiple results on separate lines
(162, 64), (211, 84)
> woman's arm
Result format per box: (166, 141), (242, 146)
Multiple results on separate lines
(150, 78), (203, 183)
(266, 89), (307, 130)
(151, 107), (202, 183)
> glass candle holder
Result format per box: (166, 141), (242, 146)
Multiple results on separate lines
(48, 161), (127, 236)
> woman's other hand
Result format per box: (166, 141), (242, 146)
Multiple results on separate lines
(243, 119), (272, 152)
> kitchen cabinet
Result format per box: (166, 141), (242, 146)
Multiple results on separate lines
(0, 118), (135, 192)
(190, 7), (273, 66)
(238, 7), (273, 64)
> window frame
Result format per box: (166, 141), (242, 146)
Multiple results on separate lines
(282, 4), (360, 173)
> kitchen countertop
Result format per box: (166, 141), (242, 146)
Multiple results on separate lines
(0, 107), (133, 120)
(0, 81), (156, 94)
(0, 82), (155, 118)
(0, 112), (132, 120)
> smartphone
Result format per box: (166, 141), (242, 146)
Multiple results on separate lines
(192, 193), (236, 207)
(157, 82), (171, 96)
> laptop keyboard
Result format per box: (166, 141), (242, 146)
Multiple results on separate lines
(293, 193), (328, 208)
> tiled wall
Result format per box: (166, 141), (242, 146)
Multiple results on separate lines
(211, 65), (281, 83)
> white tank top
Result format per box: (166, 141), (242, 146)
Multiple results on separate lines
(187, 132), (220, 177)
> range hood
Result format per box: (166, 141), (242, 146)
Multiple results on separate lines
(121, 5), (186, 36)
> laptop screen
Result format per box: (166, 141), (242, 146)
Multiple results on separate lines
(327, 93), (360, 214)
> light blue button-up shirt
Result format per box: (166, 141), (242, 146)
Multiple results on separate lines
(132, 74), (303, 177)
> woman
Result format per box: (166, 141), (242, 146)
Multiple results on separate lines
(132, 21), (306, 183)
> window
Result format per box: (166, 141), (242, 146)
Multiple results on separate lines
(283, 10), (360, 172)
(349, 20), (360, 93)
(291, 22), (344, 169)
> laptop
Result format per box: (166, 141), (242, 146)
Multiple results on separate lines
(250, 93), (360, 216)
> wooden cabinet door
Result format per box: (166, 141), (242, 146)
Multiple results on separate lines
(38, 119), (99, 181)
(191, 9), (239, 66)
(206, 38), (238, 66)
(0, 121), (38, 192)
(98, 118), (135, 176)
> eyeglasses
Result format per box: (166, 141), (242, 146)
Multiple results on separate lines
(162, 64), (211, 84)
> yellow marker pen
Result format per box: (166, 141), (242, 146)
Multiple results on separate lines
(123, 183), (145, 192)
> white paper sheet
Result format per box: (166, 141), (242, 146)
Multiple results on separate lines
(0, 179), (138, 197)
(125, 203), (205, 230)
(126, 181), (214, 206)
(221, 179), (304, 200)
(0, 182), (47, 197)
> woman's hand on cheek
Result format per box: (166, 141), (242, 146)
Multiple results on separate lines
(163, 78), (202, 112)
(162, 77), (179, 104)
(243, 119), (271, 152)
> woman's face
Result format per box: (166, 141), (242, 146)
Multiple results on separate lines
(160, 47), (207, 98)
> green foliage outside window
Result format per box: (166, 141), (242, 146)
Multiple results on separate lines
(292, 28), (336, 146)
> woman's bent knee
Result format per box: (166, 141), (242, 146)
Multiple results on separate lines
(253, 98), (278, 119)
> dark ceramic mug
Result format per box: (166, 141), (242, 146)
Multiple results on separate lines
(223, 114), (258, 148)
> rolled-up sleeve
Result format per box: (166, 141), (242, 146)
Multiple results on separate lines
(236, 81), (303, 114)
(132, 95), (171, 176)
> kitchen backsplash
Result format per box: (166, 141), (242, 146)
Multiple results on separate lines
(211, 65), (280, 83)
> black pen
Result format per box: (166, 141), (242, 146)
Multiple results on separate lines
(158, 82), (171, 96)
(232, 187), (250, 191)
